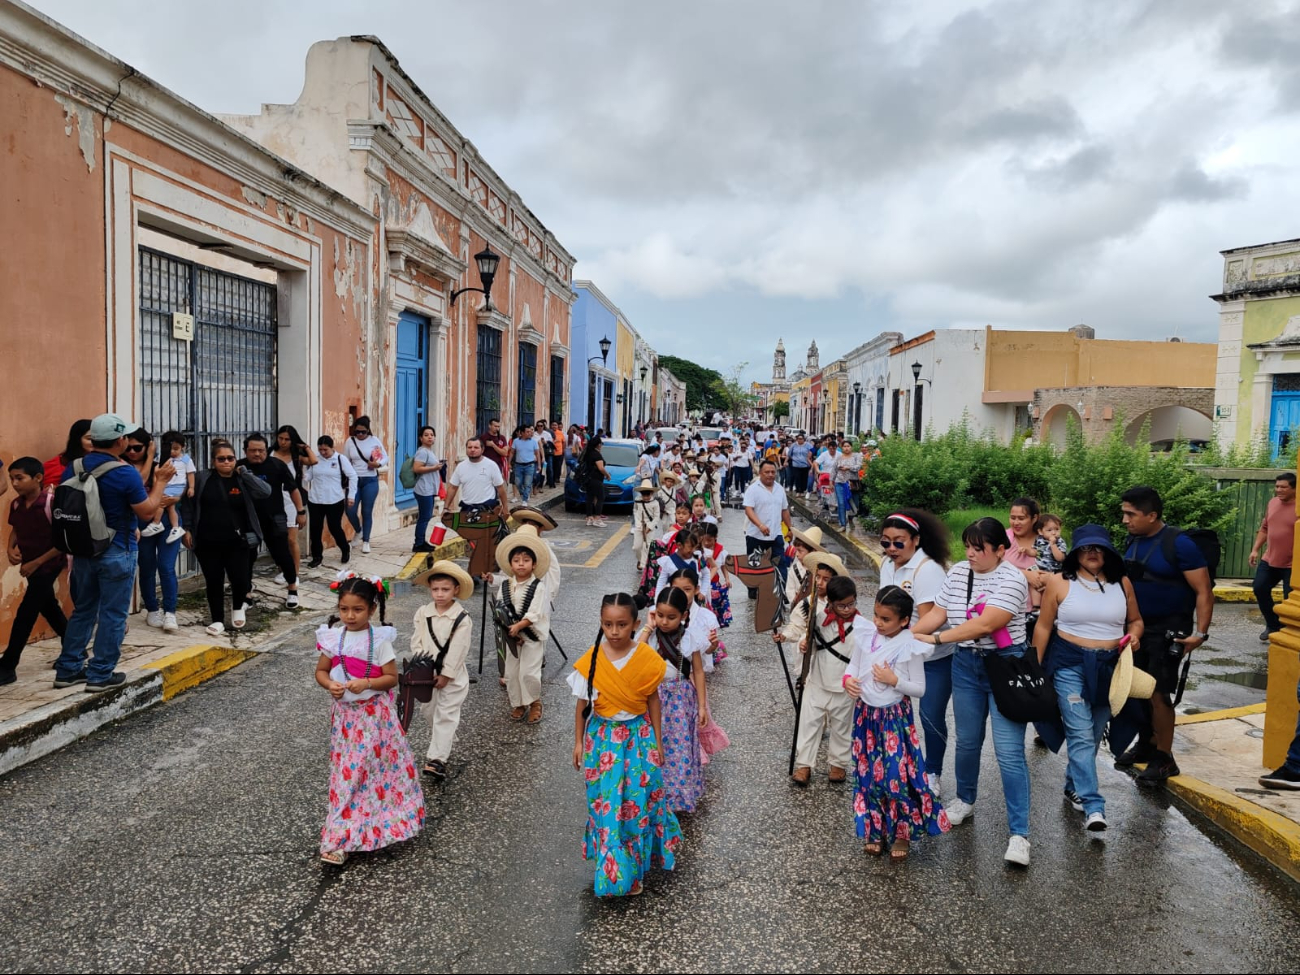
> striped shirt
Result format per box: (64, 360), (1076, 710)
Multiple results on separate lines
(935, 560), (1030, 650)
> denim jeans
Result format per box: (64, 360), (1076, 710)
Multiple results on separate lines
(920, 653), (954, 778)
(414, 493), (435, 548)
(835, 481), (853, 528)
(138, 529), (180, 613)
(515, 461), (536, 503)
(951, 644), (1032, 837)
(1254, 560), (1292, 633)
(56, 547), (138, 682)
(1286, 671), (1300, 774)
(346, 476), (380, 542)
(1053, 659), (1111, 816)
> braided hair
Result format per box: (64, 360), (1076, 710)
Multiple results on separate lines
(328, 576), (388, 627)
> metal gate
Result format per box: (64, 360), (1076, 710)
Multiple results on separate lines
(138, 248), (278, 568)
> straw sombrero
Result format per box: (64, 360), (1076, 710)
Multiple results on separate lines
(411, 559), (474, 600)
(509, 505), (558, 532)
(660, 470), (681, 487)
(790, 525), (826, 552)
(495, 523), (552, 578)
(803, 551), (847, 577)
(636, 479), (656, 494)
(1109, 648), (1157, 716)
(687, 467), (701, 478)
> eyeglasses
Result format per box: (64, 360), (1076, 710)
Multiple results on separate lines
(124, 444), (145, 453)
(214, 455), (236, 462)
(881, 539), (907, 550)
(1078, 545), (1105, 555)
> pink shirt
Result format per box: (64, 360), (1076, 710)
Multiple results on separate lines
(1262, 497), (1296, 569)
(1004, 529), (1039, 609)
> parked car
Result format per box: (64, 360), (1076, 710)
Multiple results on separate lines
(697, 427), (725, 449)
(653, 427), (684, 444)
(564, 439), (644, 511)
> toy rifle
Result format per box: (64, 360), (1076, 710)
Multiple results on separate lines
(771, 568), (797, 708)
(788, 584), (818, 776)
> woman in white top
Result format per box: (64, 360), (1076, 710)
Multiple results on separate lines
(1032, 525), (1143, 832)
(878, 509), (951, 795)
(274, 425), (317, 586)
(342, 416), (388, 554)
(913, 517), (1034, 868)
(831, 440), (861, 530)
(412, 425), (442, 554)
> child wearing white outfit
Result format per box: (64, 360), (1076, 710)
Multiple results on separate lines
(410, 560), (475, 782)
(494, 525), (552, 724)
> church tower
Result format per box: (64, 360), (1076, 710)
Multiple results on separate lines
(773, 338), (786, 382)
(807, 340), (819, 372)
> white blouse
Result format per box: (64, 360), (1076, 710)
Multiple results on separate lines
(567, 645), (668, 721)
(317, 623), (397, 702)
(844, 628), (928, 707)
(645, 626), (702, 682)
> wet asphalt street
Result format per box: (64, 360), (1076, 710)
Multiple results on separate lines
(2, 508), (1299, 974)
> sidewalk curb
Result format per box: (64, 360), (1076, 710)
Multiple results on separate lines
(1215, 583), (1280, 604)
(395, 491), (566, 581)
(789, 496), (883, 571)
(142, 644), (259, 700)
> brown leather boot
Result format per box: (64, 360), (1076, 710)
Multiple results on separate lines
(527, 701), (542, 724)
(791, 766), (811, 786)
(828, 765), (847, 783)
(510, 706), (527, 720)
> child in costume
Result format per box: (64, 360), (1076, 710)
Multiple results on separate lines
(631, 479), (662, 572)
(570, 592), (684, 897)
(410, 560), (475, 782)
(784, 526), (825, 607)
(844, 585), (950, 858)
(698, 522), (733, 660)
(655, 528), (711, 597)
(316, 574), (423, 866)
(661, 503), (691, 546)
(495, 524), (552, 724)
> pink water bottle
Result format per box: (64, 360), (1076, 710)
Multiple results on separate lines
(968, 599), (1014, 649)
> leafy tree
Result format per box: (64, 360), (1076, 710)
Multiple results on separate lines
(713, 362), (757, 418)
(657, 355), (725, 412)
(772, 400), (791, 421)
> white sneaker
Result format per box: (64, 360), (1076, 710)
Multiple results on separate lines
(165, 526), (186, 544)
(1004, 835), (1031, 866)
(927, 773), (942, 798)
(273, 573), (287, 586)
(163, 612), (179, 633)
(286, 592), (300, 609)
(1085, 812), (1108, 833)
(140, 522), (164, 537)
(362, 541), (371, 554)
(145, 609), (165, 628)
(945, 798), (974, 825)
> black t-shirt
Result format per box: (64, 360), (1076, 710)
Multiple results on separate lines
(242, 457), (295, 531)
(198, 473), (250, 546)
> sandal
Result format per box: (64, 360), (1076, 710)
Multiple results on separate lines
(320, 850), (347, 866)
(628, 880), (644, 896)
(864, 842), (883, 856)
(231, 606), (247, 629)
(891, 839), (911, 860)
(205, 621), (225, 637)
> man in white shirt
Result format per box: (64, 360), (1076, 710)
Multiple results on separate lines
(303, 435), (358, 568)
(743, 460), (791, 594)
(445, 437), (508, 516)
(731, 437), (754, 495)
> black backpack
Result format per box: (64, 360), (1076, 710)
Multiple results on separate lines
(1129, 525), (1221, 586)
(52, 458), (127, 557)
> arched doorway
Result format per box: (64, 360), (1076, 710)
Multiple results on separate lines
(1041, 403), (1080, 449)
(1125, 406), (1212, 449)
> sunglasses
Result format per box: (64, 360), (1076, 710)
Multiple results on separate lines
(125, 444), (145, 453)
(1078, 545), (1106, 555)
(353, 429), (370, 436)
(881, 539), (908, 550)
(215, 455), (236, 462)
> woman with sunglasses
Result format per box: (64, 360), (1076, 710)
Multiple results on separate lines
(342, 416), (388, 555)
(878, 509), (951, 795)
(1032, 526), (1143, 833)
(127, 429), (182, 634)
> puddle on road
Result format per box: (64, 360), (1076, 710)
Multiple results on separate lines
(1205, 670), (1269, 691)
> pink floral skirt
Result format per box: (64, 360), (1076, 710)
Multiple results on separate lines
(851, 699), (950, 846)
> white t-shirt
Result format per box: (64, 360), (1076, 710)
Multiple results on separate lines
(317, 623), (397, 702)
(936, 560), (1030, 651)
(344, 434), (388, 480)
(743, 480), (788, 540)
(844, 628), (928, 707)
(168, 453), (196, 489)
(450, 457), (504, 505)
(730, 448), (751, 470)
(879, 549), (949, 655)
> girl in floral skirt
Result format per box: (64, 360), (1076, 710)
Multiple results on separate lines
(669, 567), (731, 760)
(571, 592), (684, 897)
(699, 522), (733, 661)
(639, 586), (708, 812)
(315, 574), (424, 867)
(843, 585), (949, 860)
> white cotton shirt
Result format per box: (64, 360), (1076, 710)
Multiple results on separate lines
(317, 623), (397, 702)
(646, 626), (702, 683)
(304, 452), (358, 505)
(450, 457), (504, 505)
(936, 560), (1031, 651)
(879, 549), (950, 658)
(344, 434), (388, 480)
(567, 645), (668, 721)
(743, 481), (788, 540)
(168, 453), (196, 489)
(844, 627), (928, 707)
(655, 553), (711, 596)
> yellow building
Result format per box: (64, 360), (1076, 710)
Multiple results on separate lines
(615, 318), (636, 436)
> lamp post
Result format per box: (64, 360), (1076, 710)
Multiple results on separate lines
(852, 381), (862, 436)
(910, 361), (932, 441)
(586, 336), (612, 432)
(449, 244), (501, 310)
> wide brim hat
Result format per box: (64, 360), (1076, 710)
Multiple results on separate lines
(660, 470), (681, 487)
(1108, 648), (1157, 717)
(790, 525), (826, 552)
(803, 551), (847, 577)
(636, 479), (656, 493)
(509, 505), (558, 532)
(496, 523), (552, 578)
(1067, 523), (1119, 557)
(687, 467), (701, 477)
(411, 559), (474, 600)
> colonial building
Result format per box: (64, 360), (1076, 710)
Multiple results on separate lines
(843, 332), (904, 436)
(750, 338), (792, 425)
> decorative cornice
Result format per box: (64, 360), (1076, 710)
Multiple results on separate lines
(386, 228), (467, 284)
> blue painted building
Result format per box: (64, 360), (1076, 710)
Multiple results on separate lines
(571, 281), (622, 435)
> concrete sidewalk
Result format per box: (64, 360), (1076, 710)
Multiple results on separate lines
(0, 480), (567, 777)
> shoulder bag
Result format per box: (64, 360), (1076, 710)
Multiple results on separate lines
(968, 569), (1058, 724)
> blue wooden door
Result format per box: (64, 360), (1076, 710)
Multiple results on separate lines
(394, 312), (429, 509)
(1271, 390), (1300, 461)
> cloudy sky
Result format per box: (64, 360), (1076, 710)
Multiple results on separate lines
(32, 0), (1300, 383)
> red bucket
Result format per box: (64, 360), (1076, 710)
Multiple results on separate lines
(430, 525), (447, 547)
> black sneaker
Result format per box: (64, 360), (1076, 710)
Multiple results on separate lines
(53, 671), (87, 688)
(84, 672), (127, 693)
(307, 558), (323, 569)
(1116, 740), (1156, 768)
(340, 551), (350, 565)
(0, 669), (16, 687)
(1136, 751), (1180, 785)
(1064, 788), (1084, 812)
(1259, 766), (1300, 790)
(1260, 628), (1272, 643)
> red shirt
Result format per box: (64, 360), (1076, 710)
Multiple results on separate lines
(481, 432), (509, 475)
(8, 491), (63, 577)
(1262, 496), (1296, 569)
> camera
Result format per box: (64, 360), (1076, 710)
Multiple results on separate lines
(1164, 630), (1187, 658)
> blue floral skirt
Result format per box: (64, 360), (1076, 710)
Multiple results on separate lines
(583, 713), (683, 897)
(710, 579), (733, 629)
(852, 699), (950, 845)
(658, 679), (706, 812)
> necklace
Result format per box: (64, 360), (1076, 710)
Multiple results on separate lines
(1077, 570), (1106, 593)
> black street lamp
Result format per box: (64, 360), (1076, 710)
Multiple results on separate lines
(449, 244), (501, 309)
(852, 381), (862, 435)
(911, 360), (932, 386)
(640, 366), (648, 381)
(588, 335), (612, 367)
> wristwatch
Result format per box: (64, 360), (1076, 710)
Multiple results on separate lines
(1190, 630), (1209, 641)
(297, 509), (306, 516)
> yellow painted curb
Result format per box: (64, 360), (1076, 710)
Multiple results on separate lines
(1164, 772), (1300, 884)
(142, 644), (258, 701)
(395, 536), (470, 580)
(1215, 584), (1282, 603)
(789, 497), (883, 569)
(1177, 703), (1268, 726)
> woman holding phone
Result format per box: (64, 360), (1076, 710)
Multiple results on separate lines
(1032, 525), (1143, 834)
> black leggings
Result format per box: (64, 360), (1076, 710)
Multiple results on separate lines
(196, 542), (253, 625)
(585, 479), (606, 517)
(249, 529), (297, 586)
(791, 466), (810, 494)
(1, 570), (66, 672)
(309, 501), (349, 562)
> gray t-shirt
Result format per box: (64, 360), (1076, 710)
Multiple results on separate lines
(414, 446), (441, 497)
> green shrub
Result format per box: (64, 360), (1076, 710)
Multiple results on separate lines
(859, 433), (968, 516)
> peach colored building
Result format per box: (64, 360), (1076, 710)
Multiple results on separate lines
(0, 1), (376, 648)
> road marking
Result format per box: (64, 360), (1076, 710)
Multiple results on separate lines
(584, 524), (629, 568)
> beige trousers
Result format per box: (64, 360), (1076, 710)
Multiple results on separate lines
(424, 671), (471, 763)
(794, 681), (854, 771)
(505, 638), (545, 708)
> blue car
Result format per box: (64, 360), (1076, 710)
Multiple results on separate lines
(564, 439), (644, 512)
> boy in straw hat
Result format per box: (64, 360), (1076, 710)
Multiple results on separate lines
(494, 524), (552, 723)
(410, 560), (476, 781)
(785, 525), (826, 606)
(631, 479), (662, 571)
(509, 505), (562, 608)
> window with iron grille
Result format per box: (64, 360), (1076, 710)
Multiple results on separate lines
(602, 379), (613, 435)
(550, 355), (565, 425)
(476, 323), (503, 434)
(517, 342), (537, 428)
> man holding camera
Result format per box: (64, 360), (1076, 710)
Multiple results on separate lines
(1119, 486), (1215, 784)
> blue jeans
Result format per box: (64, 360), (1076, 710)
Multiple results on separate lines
(834, 481), (853, 528)
(346, 476), (380, 542)
(951, 644), (1032, 837)
(56, 547), (137, 682)
(1053, 660), (1110, 816)
(920, 653), (954, 778)
(137, 530), (180, 613)
(1284, 672), (1300, 774)
(414, 493), (435, 548)
(515, 461), (536, 503)
(1254, 560), (1292, 633)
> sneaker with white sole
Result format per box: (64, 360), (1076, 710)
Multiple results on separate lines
(146, 609), (165, 629)
(1004, 835), (1031, 866)
(362, 541), (371, 554)
(1259, 766), (1300, 790)
(163, 612), (179, 633)
(165, 526), (186, 544)
(286, 592), (300, 608)
(945, 798), (974, 825)
(273, 573), (287, 586)
(927, 773), (942, 798)
(1064, 788), (1084, 813)
(140, 522), (164, 537)
(1085, 812), (1107, 832)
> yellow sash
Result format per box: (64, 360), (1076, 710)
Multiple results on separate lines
(573, 642), (664, 719)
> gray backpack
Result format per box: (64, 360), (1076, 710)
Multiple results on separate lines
(52, 458), (127, 557)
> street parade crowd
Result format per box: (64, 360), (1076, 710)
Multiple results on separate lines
(7, 413), (1300, 898)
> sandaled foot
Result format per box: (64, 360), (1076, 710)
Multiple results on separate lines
(320, 849), (347, 866)
(510, 706), (527, 720)
(628, 880), (644, 896)
(864, 841), (883, 856)
(891, 839), (911, 860)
